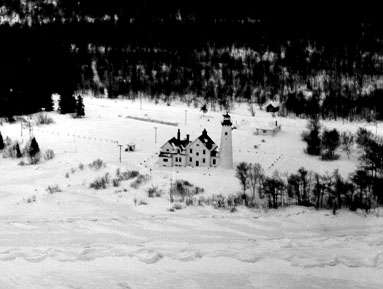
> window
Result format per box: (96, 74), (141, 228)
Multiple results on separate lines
(203, 149), (206, 154)
(196, 144), (199, 146)
(166, 149), (169, 152)
(225, 132), (228, 135)
(164, 159), (168, 162)
(203, 158), (205, 163)
(213, 159), (216, 165)
(190, 149), (192, 153)
(189, 157), (192, 162)
(196, 152), (199, 156)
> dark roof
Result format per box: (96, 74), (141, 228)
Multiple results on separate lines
(222, 113), (233, 126)
(198, 129), (216, 150)
(167, 137), (190, 150)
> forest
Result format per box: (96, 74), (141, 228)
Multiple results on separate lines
(1, 1), (383, 121)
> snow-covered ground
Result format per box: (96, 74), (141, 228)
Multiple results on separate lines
(0, 96), (382, 289)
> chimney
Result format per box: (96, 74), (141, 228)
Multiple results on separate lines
(177, 129), (181, 141)
(186, 134), (190, 142)
(202, 129), (207, 136)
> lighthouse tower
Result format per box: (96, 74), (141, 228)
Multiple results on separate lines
(219, 113), (233, 169)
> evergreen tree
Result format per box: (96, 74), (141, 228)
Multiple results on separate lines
(15, 143), (22, 158)
(321, 129), (340, 160)
(75, 95), (85, 117)
(28, 137), (40, 159)
(302, 117), (322, 155)
(59, 93), (77, 114)
(0, 131), (4, 150)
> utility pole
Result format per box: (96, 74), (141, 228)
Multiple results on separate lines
(140, 92), (143, 110)
(118, 144), (123, 163)
(154, 127), (158, 144)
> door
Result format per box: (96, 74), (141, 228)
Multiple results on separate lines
(196, 161), (199, 167)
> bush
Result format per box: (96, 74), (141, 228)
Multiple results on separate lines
(43, 149), (55, 160)
(78, 163), (84, 170)
(26, 195), (37, 203)
(46, 185), (62, 194)
(321, 129), (340, 160)
(89, 173), (110, 190)
(172, 203), (183, 210)
(35, 113), (54, 125)
(112, 178), (121, 187)
(138, 200), (148, 206)
(147, 186), (162, 198)
(130, 174), (150, 189)
(170, 180), (202, 198)
(88, 159), (106, 170)
(29, 153), (41, 164)
(3, 142), (22, 158)
(116, 169), (139, 181)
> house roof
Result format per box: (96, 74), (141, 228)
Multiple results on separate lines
(211, 147), (218, 157)
(164, 137), (190, 151)
(197, 129), (216, 150)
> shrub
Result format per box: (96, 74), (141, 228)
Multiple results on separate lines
(88, 159), (106, 170)
(147, 186), (162, 198)
(43, 149), (55, 160)
(89, 173), (110, 190)
(26, 195), (37, 203)
(46, 185), (62, 194)
(172, 203), (183, 210)
(112, 178), (121, 187)
(18, 160), (26, 166)
(78, 163), (84, 170)
(130, 174), (150, 189)
(35, 113), (54, 125)
(3, 143), (22, 159)
(138, 200), (148, 206)
(65, 172), (70, 178)
(29, 153), (41, 164)
(170, 180), (202, 198)
(321, 129), (340, 160)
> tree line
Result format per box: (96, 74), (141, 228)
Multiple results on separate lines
(1, 2), (383, 121)
(236, 127), (383, 213)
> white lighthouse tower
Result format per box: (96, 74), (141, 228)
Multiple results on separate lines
(219, 113), (233, 169)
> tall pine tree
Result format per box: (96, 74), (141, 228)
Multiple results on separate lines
(75, 95), (85, 117)
(0, 131), (4, 150)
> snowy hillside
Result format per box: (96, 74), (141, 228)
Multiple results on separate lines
(0, 96), (382, 289)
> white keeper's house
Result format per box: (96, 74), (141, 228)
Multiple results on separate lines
(159, 113), (233, 168)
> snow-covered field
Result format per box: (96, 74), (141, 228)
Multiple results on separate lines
(0, 96), (382, 289)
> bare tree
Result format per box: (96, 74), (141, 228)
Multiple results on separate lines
(248, 163), (264, 201)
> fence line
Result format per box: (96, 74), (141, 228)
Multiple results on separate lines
(34, 128), (119, 144)
(125, 115), (178, 126)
